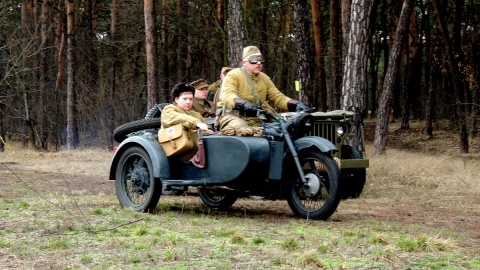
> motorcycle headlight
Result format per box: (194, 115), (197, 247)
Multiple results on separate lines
(337, 125), (346, 136)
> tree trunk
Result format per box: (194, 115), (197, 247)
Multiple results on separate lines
(424, 33), (441, 140)
(144, 0), (158, 108)
(311, 0), (328, 111)
(109, 0), (118, 150)
(217, 0), (225, 29)
(330, 0), (343, 110)
(374, 0), (415, 155)
(160, 0), (171, 100)
(342, 0), (374, 154)
(341, 0), (352, 58)
(470, 30), (480, 138)
(83, 0), (99, 112)
(39, 0), (53, 149)
(400, 10), (421, 129)
(0, 102), (5, 152)
(432, 0), (468, 153)
(176, 0), (188, 81)
(293, 0), (312, 105)
(227, 0), (245, 66)
(66, 0), (78, 150)
(21, 1), (37, 149)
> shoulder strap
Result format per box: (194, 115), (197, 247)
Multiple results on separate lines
(240, 67), (260, 106)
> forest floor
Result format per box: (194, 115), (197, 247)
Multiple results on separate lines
(1, 118), (479, 269)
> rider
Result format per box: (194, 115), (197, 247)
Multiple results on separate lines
(161, 83), (208, 164)
(217, 46), (307, 130)
(190, 78), (216, 118)
(208, 66), (233, 102)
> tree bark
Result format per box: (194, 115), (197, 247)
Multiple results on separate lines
(293, 0), (312, 105)
(39, 0), (53, 149)
(432, 0), (468, 153)
(160, 0), (171, 100)
(341, 0), (352, 58)
(66, 0), (78, 150)
(374, 0), (415, 155)
(424, 33), (441, 140)
(470, 30), (480, 139)
(109, 0), (119, 150)
(175, 0), (188, 81)
(342, 0), (374, 154)
(330, 0), (344, 110)
(400, 10), (421, 129)
(311, 0), (327, 111)
(144, 0), (158, 108)
(227, 0), (245, 66)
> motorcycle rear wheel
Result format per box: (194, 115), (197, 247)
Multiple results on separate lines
(286, 150), (341, 220)
(198, 187), (238, 209)
(115, 146), (161, 212)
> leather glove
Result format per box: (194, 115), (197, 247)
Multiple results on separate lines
(287, 99), (308, 112)
(234, 98), (257, 116)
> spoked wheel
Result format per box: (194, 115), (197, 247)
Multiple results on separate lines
(197, 187), (238, 209)
(115, 146), (161, 212)
(286, 150), (341, 220)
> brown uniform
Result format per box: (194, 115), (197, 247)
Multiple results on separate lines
(218, 68), (291, 129)
(161, 104), (206, 160)
(207, 80), (221, 101)
(192, 97), (216, 118)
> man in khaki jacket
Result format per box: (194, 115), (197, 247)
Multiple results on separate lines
(207, 67), (233, 102)
(218, 46), (307, 130)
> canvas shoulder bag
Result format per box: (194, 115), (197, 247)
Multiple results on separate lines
(158, 124), (194, 156)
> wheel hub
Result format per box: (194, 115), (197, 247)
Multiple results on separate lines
(303, 173), (321, 197)
(130, 168), (150, 195)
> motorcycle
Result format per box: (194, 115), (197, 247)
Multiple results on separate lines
(109, 109), (342, 220)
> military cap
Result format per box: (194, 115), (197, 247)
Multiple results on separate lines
(221, 67), (233, 75)
(242, 46), (261, 60)
(190, 78), (209, 89)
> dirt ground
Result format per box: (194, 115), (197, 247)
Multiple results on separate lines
(1, 118), (479, 249)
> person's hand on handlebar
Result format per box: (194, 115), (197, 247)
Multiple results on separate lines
(287, 99), (308, 113)
(234, 98), (258, 116)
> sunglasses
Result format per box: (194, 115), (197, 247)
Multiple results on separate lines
(247, 55), (264, 64)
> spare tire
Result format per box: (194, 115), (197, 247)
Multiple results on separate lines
(113, 118), (161, 143)
(145, 103), (171, 119)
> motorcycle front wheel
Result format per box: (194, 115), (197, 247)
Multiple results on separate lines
(197, 187), (238, 209)
(286, 150), (341, 220)
(115, 146), (161, 212)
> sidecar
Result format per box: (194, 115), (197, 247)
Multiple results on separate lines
(109, 123), (342, 220)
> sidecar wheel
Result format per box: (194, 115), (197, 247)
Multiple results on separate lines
(286, 150), (341, 220)
(115, 146), (161, 212)
(198, 187), (238, 209)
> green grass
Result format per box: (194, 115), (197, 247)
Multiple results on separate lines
(1, 194), (478, 269)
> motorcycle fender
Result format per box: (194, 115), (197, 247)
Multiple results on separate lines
(294, 136), (337, 154)
(109, 135), (170, 180)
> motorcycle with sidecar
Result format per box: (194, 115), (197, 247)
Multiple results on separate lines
(109, 110), (342, 220)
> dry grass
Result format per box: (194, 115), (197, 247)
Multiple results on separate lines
(1, 121), (480, 269)
(1, 143), (112, 174)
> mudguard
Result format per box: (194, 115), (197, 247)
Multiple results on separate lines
(294, 136), (337, 153)
(109, 133), (170, 180)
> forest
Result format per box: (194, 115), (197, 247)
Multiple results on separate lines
(0, 0), (479, 154)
